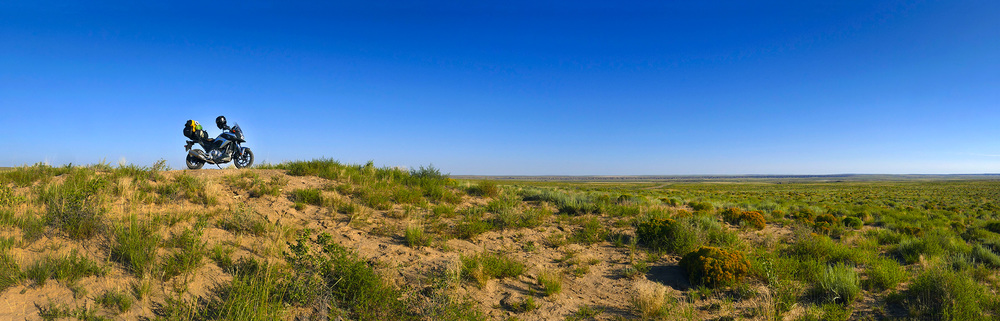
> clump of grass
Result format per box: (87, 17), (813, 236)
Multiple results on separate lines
(570, 217), (606, 245)
(18, 211), (47, 242)
(460, 252), (525, 288)
(25, 250), (107, 286)
(905, 267), (990, 320)
(37, 301), (103, 321)
(209, 243), (236, 271)
(110, 215), (161, 278)
(216, 204), (270, 236)
(453, 207), (493, 240)
(815, 262), (860, 304)
(0, 250), (20, 292)
(284, 230), (411, 320)
(536, 270), (563, 296)
(631, 279), (672, 319)
(224, 171), (286, 197)
(161, 224), (208, 281)
(167, 173), (218, 205)
(405, 224), (431, 247)
(38, 170), (108, 239)
(507, 296), (539, 313)
(208, 257), (286, 320)
(863, 256), (906, 292)
(0, 163), (73, 187)
(95, 289), (133, 313)
(468, 180), (501, 198)
(290, 188), (323, 206)
(566, 305), (604, 321)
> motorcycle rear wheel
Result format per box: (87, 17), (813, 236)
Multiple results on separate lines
(234, 148), (254, 169)
(186, 154), (205, 170)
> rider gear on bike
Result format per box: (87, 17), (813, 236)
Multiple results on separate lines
(216, 116), (230, 131)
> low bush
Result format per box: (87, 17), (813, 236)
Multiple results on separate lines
(906, 267), (992, 320)
(680, 246), (750, 288)
(863, 256), (906, 292)
(469, 180), (500, 198)
(687, 201), (713, 212)
(843, 216), (863, 229)
(815, 262), (860, 304)
(284, 231), (411, 320)
(570, 217), (606, 245)
(721, 208), (766, 230)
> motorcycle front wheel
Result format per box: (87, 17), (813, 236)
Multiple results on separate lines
(234, 148), (254, 169)
(186, 154), (205, 170)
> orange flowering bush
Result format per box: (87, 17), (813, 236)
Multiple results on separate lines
(721, 208), (766, 230)
(680, 246), (750, 288)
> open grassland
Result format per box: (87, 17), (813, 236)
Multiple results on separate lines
(1, 160), (1000, 320)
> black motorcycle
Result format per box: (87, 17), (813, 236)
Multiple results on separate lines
(183, 123), (254, 169)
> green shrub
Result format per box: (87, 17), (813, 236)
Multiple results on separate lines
(172, 173), (218, 205)
(971, 244), (1000, 268)
(843, 216), (863, 229)
(284, 231), (411, 320)
(461, 252), (525, 288)
(637, 218), (698, 254)
(687, 201), (713, 212)
(680, 246), (750, 288)
(110, 216), (160, 278)
(815, 262), (860, 304)
(863, 256), (906, 292)
(906, 267), (991, 320)
(469, 180), (500, 198)
(570, 217), (606, 245)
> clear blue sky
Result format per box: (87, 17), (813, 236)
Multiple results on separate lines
(2, 1), (998, 175)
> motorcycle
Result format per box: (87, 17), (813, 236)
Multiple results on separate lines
(184, 123), (254, 169)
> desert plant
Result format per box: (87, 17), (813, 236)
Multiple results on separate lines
(110, 215), (161, 278)
(906, 267), (991, 320)
(816, 262), (860, 304)
(537, 270), (563, 296)
(405, 224), (431, 247)
(209, 257), (286, 320)
(216, 204), (270, 236)
(38, 170), (108, 239)
(631, 279), (672, 319)
(161, 225), (208, 281)
(469, 180), (500, 198)
(25, 250), (107, 286)
(95, 289), (133, 313)
(290, 188), (323, 206)
(460, 252), (525, 288)
(680, 246), (750, 288)
(843, 216), (863, 229)
(570, 217), (606, 245)
(863, 256), (906, 292)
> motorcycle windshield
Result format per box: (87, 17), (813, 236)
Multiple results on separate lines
(232, 124), (245, 141)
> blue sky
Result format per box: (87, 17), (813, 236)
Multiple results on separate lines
(2, 1), (998, 175)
